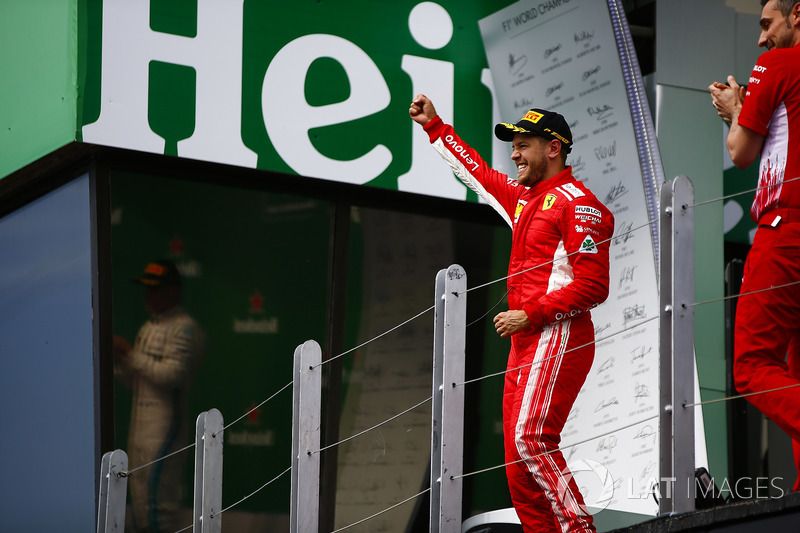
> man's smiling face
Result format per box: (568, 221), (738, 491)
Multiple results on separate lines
(511, 134), (550, 187)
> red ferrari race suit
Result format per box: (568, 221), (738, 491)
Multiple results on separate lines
(734, 46), (800, 490)
(423, 115), (614, 532)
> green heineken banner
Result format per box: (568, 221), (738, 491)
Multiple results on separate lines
(80, 0), (516, 201)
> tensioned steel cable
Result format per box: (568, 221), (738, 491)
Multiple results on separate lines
(688, 176), (800, 209)
(214, 380), (293, 437)
(684, 382), (800, 408)
(312, 304), (435, 370)
(330, 487), (432, 533)
(170, 466), (293, 533)
(452, 413), (660, 481)
(457, 316), (659, 388)
(466, 287), (512, 327)
(314, 214), (658, 373)
(120, 441), (196, 477)
(311, 395), (432, 455)
(121, 381), (293, 476)
(465, 217), (658, 294)
(685, 280), (800, 309)
(217, 465), (292, 516)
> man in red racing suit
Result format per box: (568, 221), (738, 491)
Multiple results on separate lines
(410, 95), (614, 533)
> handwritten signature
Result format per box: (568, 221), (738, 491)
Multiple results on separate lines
(587, 104), (613, 121)
(631, 345), (652, 362)
(514, 97), (534, 109)
(594, 322), (611, 337)
(619, 265), (637, 289)
(594, 140), (617, 161)
(595, 397), (619, 413)
(604, 181), (628, 204)
(635, 425), (656, 441)
(582, 65), (601, 81)
(574, 30), (595, 43)
(613, 221), (634, 245)
(546, 81), (564, 97)
(544, 43), (562, 59)
(623, 304), (647, 325)
(598, 356), (615, 373)
(509, 53), (527, 76)
(597, 436), (618, 454)
(634, 383), (650, 400)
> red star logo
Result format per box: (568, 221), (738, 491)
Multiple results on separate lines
(246, 402), (260, 425)
(169, 236), (185, 257)
(249, 290), (264, 313)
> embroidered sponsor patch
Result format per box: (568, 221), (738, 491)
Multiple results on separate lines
(575, 225), (600, 235)
(543, 194), (557, 210)
(514, 200), (527, 223)
(575, 205), (602, 217)
(522, 110), (544, 124)
(579, 236), (598, 253)
(574, 204), (603, 225)
(562, 182), (585, 198)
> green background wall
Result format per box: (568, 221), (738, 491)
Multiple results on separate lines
(0, 0), (78, 179)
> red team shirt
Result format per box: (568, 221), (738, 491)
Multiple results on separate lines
(737, 45), (800, 222)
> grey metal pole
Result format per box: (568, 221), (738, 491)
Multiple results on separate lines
(290, 340), (322, 533)
(432, 265), (467, 532)
(96, 449), (128, 533)
(658, 176), (696, 515)
(193, 408), (224, 533)
(429, 268), (447, 533)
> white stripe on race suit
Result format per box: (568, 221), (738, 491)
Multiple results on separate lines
(515, 323), (589, 531)
(555, 185), (573, 201)
(431, 137), (513, 227)
(547, 240), (573, 294)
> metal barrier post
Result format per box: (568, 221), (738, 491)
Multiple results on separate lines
(658, 176), (696, 515)
(430, 265), (467, 532)
(193, 408), (224, 533)
(97, 449), (128, 533)
(290, 340), (322, 533)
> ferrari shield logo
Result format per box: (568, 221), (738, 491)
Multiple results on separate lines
(543, 194), (557, 210)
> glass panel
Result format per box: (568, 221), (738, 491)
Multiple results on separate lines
(0, 175), (95, 531)
(110, 171), (332, 530)
(334, 206), (512, 531)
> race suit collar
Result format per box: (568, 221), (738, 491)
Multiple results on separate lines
(528, 166), (574, 196)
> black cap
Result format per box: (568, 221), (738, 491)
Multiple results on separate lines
(494, 108), (573, 153)
(133, 260), (181, 287)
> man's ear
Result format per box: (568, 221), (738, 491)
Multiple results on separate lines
(548, 139), (562, 160)
(793, 3), (800, 27)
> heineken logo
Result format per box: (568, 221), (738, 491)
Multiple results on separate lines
(80, 0), (494, 202)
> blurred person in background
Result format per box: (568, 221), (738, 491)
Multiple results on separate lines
(114, 260), (205, 532)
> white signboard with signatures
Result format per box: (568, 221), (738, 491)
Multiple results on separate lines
(479, 0), (705, 517)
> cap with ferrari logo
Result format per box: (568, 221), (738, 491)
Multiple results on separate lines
(495, 108), (573, 153)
